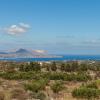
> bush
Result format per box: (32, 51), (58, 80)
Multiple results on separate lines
(32, 91), (46, 100)
(51, 81), (64, 94)
(36, 92), (46, 100)
(0, 71), (91, 82)
(0, 71), (50, 80)
(72, 87), (100, 99)
(79, 63), (88, 71)
(60, 63), (65, 72)
(85, 82), (98, 89)
(95, 79), (100, 86)
(64, 73), (91, 82)
(75, 73), (91, 82)
(19, 62), (41, 72)
(24, 78), (48, 92)
(0, 72), (35, 80)
(49, 72), (64, 80)
(49, 72), (91, 82)
(60, 62), (79, 72)
(50, 62), (57, 71)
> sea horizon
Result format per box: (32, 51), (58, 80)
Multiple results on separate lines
(0, 55), (100, 62)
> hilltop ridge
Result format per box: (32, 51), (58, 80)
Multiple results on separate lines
(0, 48), (60, 58)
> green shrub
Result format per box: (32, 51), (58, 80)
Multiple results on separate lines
(36, 92), (46, 100)
(32, 91), (46, 100)
(72, 87), (100, 99)
(19, 62), (41, 72)
(85, 82), (98, 89)
(24, 79), (48, 92)
(75, 73), (91, 82)
(51, 81), (64, 94)
(50, 62), (57, 71)
(0, 71), (50, 80)
(49, 72), (64, 80)
(49, 72), (91, 82)
(78, 63), (88, 71)
(64, 73), (91, 82)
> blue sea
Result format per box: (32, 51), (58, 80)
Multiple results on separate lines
(0, 55), (100, 62)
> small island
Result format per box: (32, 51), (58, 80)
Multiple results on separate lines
(0, 49), (63, 58)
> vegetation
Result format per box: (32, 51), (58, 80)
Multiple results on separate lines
(24, 78), (48, 92)
(19, 62), (41, 72)
(32, 91), (46, 100)
(72, 81), (100, 99)
(0, 61), (99, 99)
(50, 61), (57, 71)
(72, 87), (100, 99)
(50, 81), (64, 94)
(49, 72), (91, 81)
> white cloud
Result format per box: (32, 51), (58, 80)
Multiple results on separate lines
(3, 23), (30, 35)
(82, 39), (100, 45)
(19, 23), (30, 28)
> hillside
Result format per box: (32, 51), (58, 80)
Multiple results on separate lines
(0, 49), (60, 58)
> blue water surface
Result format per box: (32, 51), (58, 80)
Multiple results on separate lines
(0, 55), (100, 62)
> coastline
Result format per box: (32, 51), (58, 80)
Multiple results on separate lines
(0, 55), (100, 62)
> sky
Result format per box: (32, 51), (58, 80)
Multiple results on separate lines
(0, 0), (100, 54)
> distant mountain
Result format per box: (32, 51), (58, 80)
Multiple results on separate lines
(0, 48), (48, 58)
(14, 48), (33, 58)
(15, 48), (29, 53)
(0, 48), (61, 58)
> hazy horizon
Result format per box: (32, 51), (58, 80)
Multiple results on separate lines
(0, 0), (100, 55)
